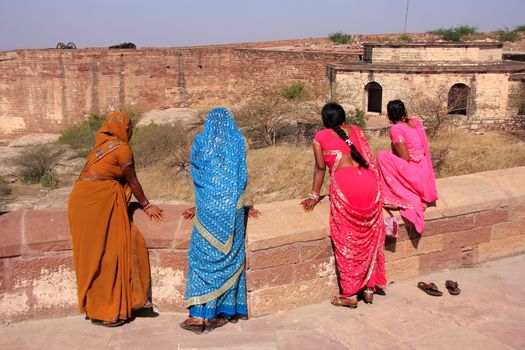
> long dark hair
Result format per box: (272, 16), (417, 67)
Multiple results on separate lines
(387, 99), (408, 123)
(321, 103), (369, 169)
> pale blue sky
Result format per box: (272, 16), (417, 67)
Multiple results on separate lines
(0, 0), (523, 50)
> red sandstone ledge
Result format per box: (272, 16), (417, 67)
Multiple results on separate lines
(0, 167), (524, 322)
(0, 167), (524, 258)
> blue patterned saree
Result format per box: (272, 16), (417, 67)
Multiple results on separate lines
(185, 107), (248, 319)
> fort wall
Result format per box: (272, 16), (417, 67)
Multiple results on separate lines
(0, 47), (357, 138)
(1, 167), (524, 322)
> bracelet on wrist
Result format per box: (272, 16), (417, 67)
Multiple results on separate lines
(140, 200), (151, 209)
(308, 191), (320, 202)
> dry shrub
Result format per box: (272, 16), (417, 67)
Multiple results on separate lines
(0, 176), (10, 197)
(136, 163), (194, 202)
(245, 145), (330, 204)
(131, 122), (194, 174)
(13, 144), (64, 186)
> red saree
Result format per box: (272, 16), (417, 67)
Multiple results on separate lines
(314, 125), (386, 297)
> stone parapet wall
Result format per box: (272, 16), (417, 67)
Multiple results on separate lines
(1, 167), (525, 322)
(366, 43), (503, 64)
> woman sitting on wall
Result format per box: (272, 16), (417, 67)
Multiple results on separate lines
(377, 99), (439, 233)
(301, 103), (386, 308)
(68, 111), (164, 327)
(180, 107), (260, 334)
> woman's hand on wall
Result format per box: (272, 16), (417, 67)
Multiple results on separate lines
(182, 207), (196, 220)
(145, 204), (165, 221)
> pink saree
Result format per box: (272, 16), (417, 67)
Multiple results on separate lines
(314, 125), (386, 297)
(377, 118), (438, 233)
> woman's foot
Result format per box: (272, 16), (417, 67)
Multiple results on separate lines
(363, 288), (374, 304)
(383, 204), (401, 211)
(331, 295), (358, 308)
(179, 317), (205, 334)
(227, 314), (249, 324)
(203, 317), (229, 333)
(91, 319), (126, 328)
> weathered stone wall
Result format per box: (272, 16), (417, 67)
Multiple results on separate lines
(368, 43), (503, 64)
(1, 167), (524, 322)
(0, 47), (356, 138)
(335, 70), (517, 129)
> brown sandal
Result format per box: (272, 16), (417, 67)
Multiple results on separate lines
(417, 282), (443, 296)
(445, 280), (461, 295)
(91, 319), (126, 328)
(203, 317), (229, 333)
(363, 288), (374, 304)
(179, 318), (205, 334)
(331, 295), (358, 308)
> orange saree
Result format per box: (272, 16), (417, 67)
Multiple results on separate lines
(68, 112), (150, 322)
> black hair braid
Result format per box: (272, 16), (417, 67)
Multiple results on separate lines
(332, 125), (369, 169)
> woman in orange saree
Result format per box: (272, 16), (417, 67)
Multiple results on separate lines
(68, 112), (164, 327)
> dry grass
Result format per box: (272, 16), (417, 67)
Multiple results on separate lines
(136, 131), (525, 204)
(367, 131), (525, 178)
(137, 145), (330, 204)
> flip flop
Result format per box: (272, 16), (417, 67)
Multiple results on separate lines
(445, 280), (461, 295)
(417, 282), (443, 296)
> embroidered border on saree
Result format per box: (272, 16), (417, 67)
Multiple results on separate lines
(185, 262), (245, 307)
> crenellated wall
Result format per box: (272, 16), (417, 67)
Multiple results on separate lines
(1, 167), (524, 322)
(0, 47), (357, 138)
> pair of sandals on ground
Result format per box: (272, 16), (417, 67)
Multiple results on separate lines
(180, 315), (248, 334)
(331, 287), (376, 308)
(418, 280), (461, 296)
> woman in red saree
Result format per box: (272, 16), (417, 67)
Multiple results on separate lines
(68, 112), (164, 327)
(301, 103), (386, 307)
(377, 100), (438, 233)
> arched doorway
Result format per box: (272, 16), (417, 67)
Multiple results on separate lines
(448, 83), (471, 115)
(365, 82), (382, 113)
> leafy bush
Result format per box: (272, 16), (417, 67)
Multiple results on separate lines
(398, 34), (413, 43)
(497, 27), (520, 42)
(0, 176), (10, 197)
(328, 32), (353, 44)
(347, 108), (367, 128)
(130, 122), (193, 174)
(58, 114), (104, 154)
(13, 145), (64, 184)
(428, 26), (478, 42)
(58, 110), (142, 156)
(514, 25), (525, 32)
(282, 81), (308, 100)
(40, 171), (60, 188)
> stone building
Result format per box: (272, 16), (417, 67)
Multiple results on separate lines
(327, 42), (525, 130)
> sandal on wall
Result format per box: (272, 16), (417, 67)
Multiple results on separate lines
(331, 295), (358, 308)
(417, 282), (443, 296)
(445, 280), (461, 295)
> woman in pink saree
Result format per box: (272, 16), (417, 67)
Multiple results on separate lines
(377, 100), (439, 234)
(301, 103), (386, 308)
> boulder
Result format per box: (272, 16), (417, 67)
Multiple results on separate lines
(9, 134), (60, 147)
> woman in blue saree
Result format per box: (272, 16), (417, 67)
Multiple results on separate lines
(180, 107), (260, 334)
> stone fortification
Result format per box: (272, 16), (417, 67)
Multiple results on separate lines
(1, 167), (524, 322)
(0, 46), (357, 138)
